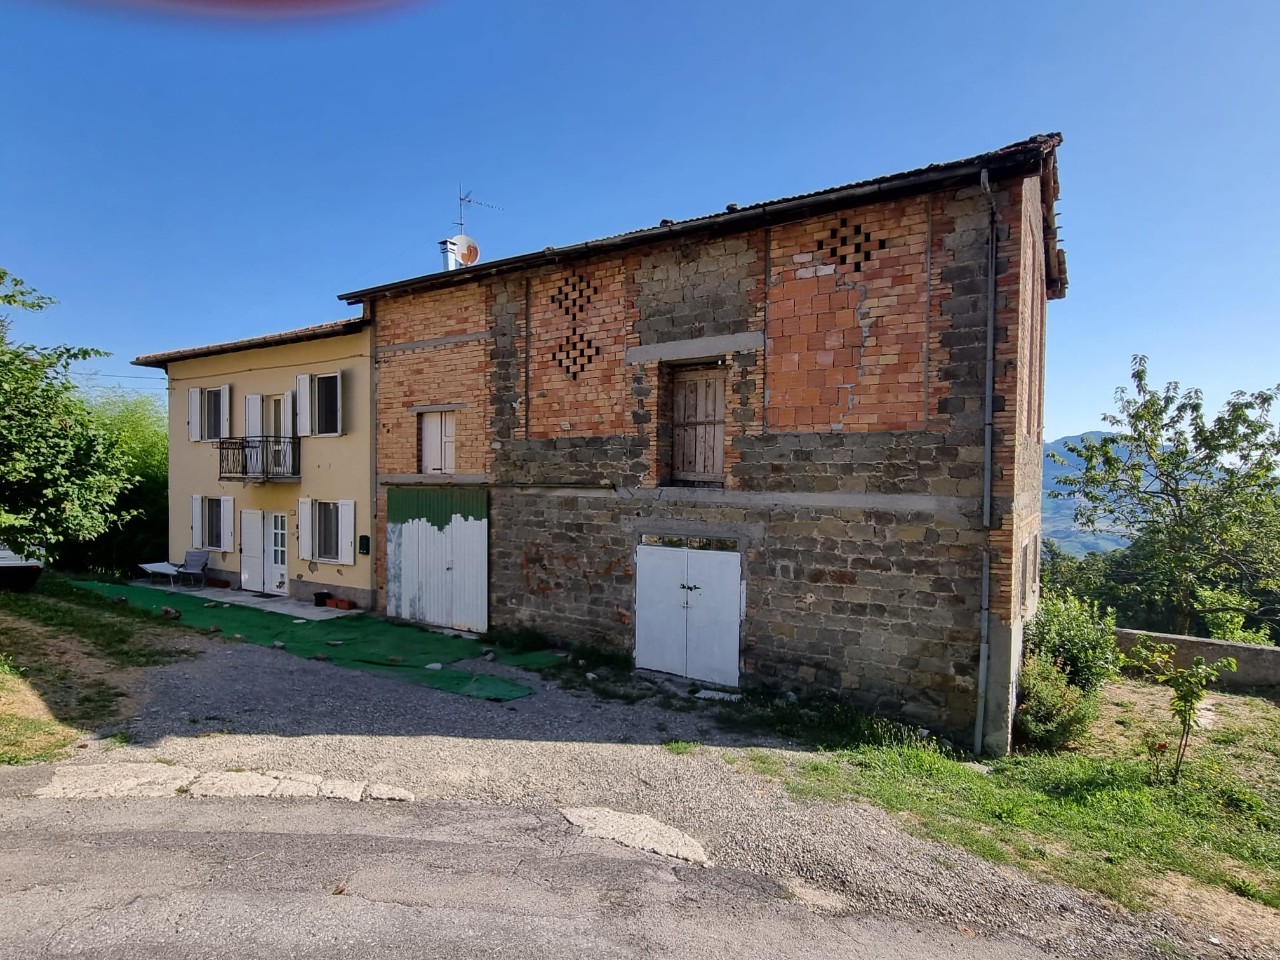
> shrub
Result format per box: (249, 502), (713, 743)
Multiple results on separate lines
(1026, 591), (1119, 695)
(1197, 587), (1272, 645)
(1015, 653), (1098, 750)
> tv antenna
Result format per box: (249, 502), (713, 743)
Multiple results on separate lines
(454, 186), (501, 234)
(441, 187), (501, 271)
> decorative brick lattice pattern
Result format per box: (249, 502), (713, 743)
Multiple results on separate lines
(551, 273), (599, 319)
(554, 326), (600, 380)
(815, 216), (887, 272)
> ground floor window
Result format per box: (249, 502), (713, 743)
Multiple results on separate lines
(316, 500), (340, 562)
(298, 497), (355, 565)
(205, 498), (223, 549)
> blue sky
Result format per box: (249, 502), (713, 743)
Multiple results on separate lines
(2, 0), (1277, 440)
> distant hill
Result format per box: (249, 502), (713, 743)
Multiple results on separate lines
(1040, 433), (1129, 556)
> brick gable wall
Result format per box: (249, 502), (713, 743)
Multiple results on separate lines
(371, 173), (1052, 751)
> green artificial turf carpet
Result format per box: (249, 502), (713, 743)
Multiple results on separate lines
(72, 581), (561, 701)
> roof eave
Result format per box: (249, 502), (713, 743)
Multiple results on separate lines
(337, 139), (1056, 305)
(131, 317), (369, 370)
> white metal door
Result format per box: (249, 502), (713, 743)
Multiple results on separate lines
(635, 545), (741, 686)
(684, 549), (742, 686)
(266, 513), (288, 595)
(386, 489), (489, 633)
(240, 509), (264, 593)
(635, 545), (689, 676)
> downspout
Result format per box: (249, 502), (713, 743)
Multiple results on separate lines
(973, 168), (998, 756)
(368, 297), (380, 612)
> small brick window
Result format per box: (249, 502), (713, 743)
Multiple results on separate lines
(815, 217), (886, 272)
(554, 327), (599, 380)
(551, 273), (598, 319)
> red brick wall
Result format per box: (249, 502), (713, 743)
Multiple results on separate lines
(527, 259), (631, 438)
(766, 198), (930, 431)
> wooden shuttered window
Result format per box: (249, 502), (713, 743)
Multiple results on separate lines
(671, 368), (726, 483)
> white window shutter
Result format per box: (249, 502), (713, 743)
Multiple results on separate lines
(297, 498), (313, 561)
(295, 374), (312, 436)
(335, 369), (345, 436)
(219, 385), (231, 438)
(220, 496), (234, 551)
(188, 388), (202, 441)
(337, 500), (355, 566)
(245, 394), (263, 437)
(191, 495), (203, 548)
(441, 411), (456, 473)
(422, 412), (442, 472)
(282, 390), (294, 437)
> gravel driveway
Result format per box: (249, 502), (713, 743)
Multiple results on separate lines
(34, 637), (1224, 959)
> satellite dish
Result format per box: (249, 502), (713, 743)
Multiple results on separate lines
(450, 234), (480, 266)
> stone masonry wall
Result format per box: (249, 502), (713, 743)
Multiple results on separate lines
(372, 172), (1051, 749)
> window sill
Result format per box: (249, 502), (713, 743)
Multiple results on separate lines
(308, 432), (344, 439)
(313, 557), (351, 566)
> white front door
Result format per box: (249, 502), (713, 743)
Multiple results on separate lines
(266, 512), (289, 595)
(635, 544), (741, 686)
(240, 509), (264, 593)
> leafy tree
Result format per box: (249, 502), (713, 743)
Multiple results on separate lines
(0, 268), (56, 317)
(57, 390), (169, 575)
(1051, 356), (1280, 636)
(0, 272), (136, 557)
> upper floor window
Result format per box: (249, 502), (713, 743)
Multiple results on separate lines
(420, 410), (457, 474)
(668, 366), (725, 486)
(187, 385), (230, 441)
(295, 371), (345, 438)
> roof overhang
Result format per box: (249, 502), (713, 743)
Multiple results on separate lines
(132, 317), (368, 370)
(338, 133), (1066, 305)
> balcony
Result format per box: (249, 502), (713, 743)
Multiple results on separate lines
(217, 436), (301, 482)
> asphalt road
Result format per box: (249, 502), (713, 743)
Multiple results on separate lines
(0, 794), (1054, 960)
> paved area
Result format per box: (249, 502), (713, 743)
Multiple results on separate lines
(0, 798), (1063, 960)
(0, 638), (1238, 959)
(127, 580), (358, 621)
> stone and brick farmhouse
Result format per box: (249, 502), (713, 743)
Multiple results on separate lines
(334, 133), (1067, 754)
(137, 134), (1065, 754)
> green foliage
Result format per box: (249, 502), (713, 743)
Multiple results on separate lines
(661, 740), (699, 755)
(1050, 356), (1280, 636)
(56, 390), (168, 575)
(480, 623), (552, 653)
(0, 275), (136, 558)
(1026, 591), (1120, 694)
(716, 687), (939, 752)
(1128, 638), (1238, 782)
(0, 268), (56, 318)
(1196, 587), (1271, 645)
(1015, 653), (1098, 749)
(769, 686), (1280, 911)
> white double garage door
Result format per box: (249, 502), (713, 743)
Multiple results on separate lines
(635, 544), (743, 688)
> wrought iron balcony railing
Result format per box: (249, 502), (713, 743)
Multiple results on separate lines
(217, 436), (301, 481)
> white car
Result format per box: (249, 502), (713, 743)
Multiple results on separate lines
(0, 546), (43, 592)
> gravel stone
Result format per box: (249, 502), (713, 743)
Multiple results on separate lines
(74, 639), (1199, 959)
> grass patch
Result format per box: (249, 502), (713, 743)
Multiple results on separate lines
(0, 714), (78, 765)
(103, 730), (135, 750)
(662, 739), (699, 756)
(715, 688), (934, 751)
(0, 574), (186, 763)
(0, 584), (185, 668)
(733, 678), (1280, 912)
